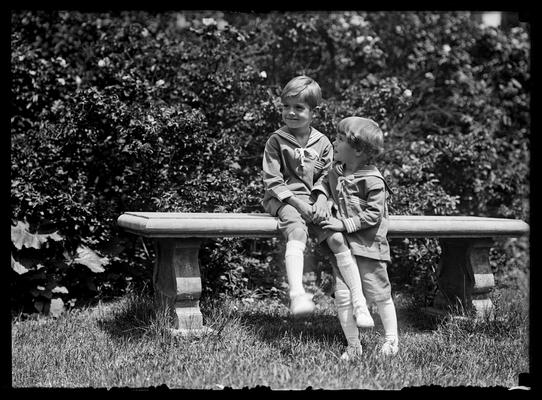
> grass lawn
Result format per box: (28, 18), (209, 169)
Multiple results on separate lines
(12, 276), (529, 390)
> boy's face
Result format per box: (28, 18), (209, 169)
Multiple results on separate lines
(281, 96), (313, 132)
(333, 132), (359, 164)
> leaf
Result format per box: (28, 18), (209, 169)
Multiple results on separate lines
(34, 300), (44, 313)
(11, 254), (29, 274)
(11, 220), (64, 250)
(73, 245), (108, 273)
(52, 286), (69, 294)
(49, 298), (65, 318)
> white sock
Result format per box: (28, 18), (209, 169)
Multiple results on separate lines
(285, 240), (306, 298)
(334, 289), (360, 347)
(334, 250), (367, 311)
(376, 298), (398, 341)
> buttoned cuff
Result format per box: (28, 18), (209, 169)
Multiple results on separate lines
(342, 217), (361, 233)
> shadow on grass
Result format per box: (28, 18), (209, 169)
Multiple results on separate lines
(95, 292), (170, 342)
(397, 306), (443, 332)
(234, 310), (347, 346)
(94, 289), (444, 346)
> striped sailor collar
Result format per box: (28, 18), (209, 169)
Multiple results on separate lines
(335, 163), (391, 192)
(335, 163), (382, 179)
(275, 126), (325, 148)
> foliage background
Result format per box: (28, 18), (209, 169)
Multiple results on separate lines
(10, 11), (530, 315)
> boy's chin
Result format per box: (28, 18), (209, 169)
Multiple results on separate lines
(284, 122), (309, 130)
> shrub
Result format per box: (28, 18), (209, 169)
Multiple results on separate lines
(11, 11), (529, 313)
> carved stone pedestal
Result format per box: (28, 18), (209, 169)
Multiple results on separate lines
(424, 238), (495, 321)
(152, 238), (213, 336)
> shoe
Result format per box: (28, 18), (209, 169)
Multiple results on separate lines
(340, 343), (363, 361)
(290, 293), (315, 316)
(380, 336), (399, 357)
(353, 306), (375, 328)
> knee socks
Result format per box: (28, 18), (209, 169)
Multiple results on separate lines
(285, 240), (306, 298)
(376, 297), (398, 341)
(334, 250), (367, 311)
(334, 289), (360, 347)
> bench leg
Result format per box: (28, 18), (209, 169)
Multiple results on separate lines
(152, 238), (212, 335)
(425, 238), (495, 321)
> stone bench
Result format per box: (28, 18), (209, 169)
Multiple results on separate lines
(117, 212), (529, 334)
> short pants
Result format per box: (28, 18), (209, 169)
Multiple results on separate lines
(276, 203), (333, 244)
(332, 255), (392, 304)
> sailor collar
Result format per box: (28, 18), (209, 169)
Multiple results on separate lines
(276, 127), (324, 148)
(335, 163), (393, 193)
(335, 163), (380, 178)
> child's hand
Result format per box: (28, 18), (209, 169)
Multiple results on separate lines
(312, 196), (330, 224)
(326, 200), (335, 215)
(320, 217), (345, 232)
(297, 202), (314, 222)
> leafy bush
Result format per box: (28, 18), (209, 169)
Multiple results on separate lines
(11, 11), (529, 313)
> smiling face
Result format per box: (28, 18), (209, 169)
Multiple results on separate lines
(281, 96), (313, 133)
(332, 132), (359, 164)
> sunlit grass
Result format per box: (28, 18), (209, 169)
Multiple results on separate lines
(12, 281), (529, 389)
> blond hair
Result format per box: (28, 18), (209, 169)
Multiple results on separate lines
(338, 116), (384, 159)
(280, 75), (322, 109)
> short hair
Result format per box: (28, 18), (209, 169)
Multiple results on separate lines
(280, 75), (322, 109)
(338, 117), (384, 158)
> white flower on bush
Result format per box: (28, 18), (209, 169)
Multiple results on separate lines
(243, 112), (255, 121)
(57, 78), (66, 85)
(98, 59), (106, 67)
(176, 14), (190, 29)
(355, 36), (365, 44)
(259, 71), (267, 78)
(403, 89), (412, 97)
(75, 76), (82, 85)
(442, 44), (451, 54)
(202, 17), (216, 26)
(350, 14), (364, 26)
(338, 17), (349, 29)
(425, 72), (435, 80)
(156, 79), (165, 87)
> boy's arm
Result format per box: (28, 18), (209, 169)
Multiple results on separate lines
(262, 137), (294, 202)
(341, 183), (386, 234)
(312, 140), (333, 193)
(262, 137), (312, 220)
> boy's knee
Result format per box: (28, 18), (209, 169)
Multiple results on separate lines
(288, 228), (307, 243)
(326, 232), (347, 252)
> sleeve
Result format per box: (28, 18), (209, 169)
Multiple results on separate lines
(342, 179), (386, 233)
(312, 169), (330, 198)
(311, 140), (333, 197)
(262, 136), (294, 201)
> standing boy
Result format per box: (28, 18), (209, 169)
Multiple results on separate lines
(315, 116), (399, 358)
